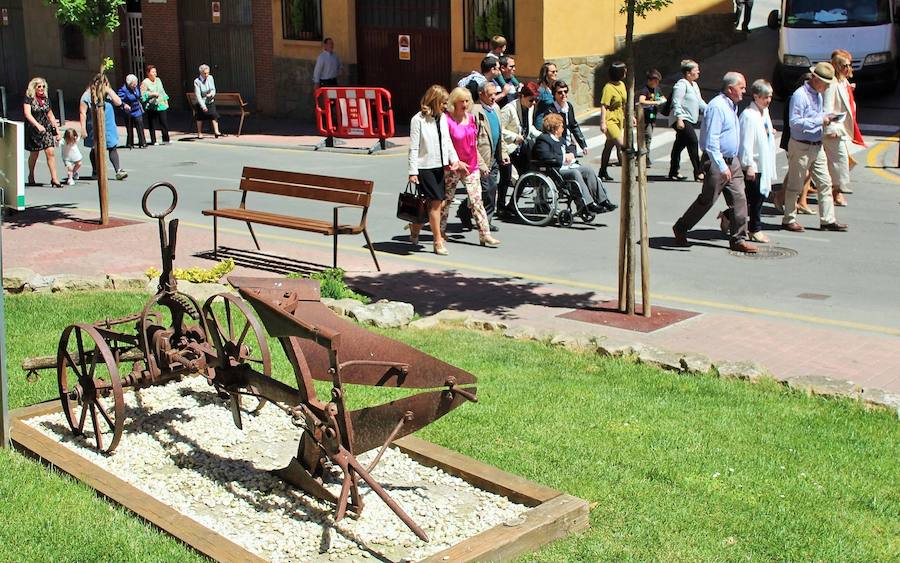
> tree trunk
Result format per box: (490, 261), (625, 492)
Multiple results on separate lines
(618, 0), (638, 314)
(91, 69), (109, 225)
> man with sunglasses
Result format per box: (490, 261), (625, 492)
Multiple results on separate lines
(494, 56), (520, 108)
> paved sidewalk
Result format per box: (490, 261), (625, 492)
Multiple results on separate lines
(3, 210), (899, 402)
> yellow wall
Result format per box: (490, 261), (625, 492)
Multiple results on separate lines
(451, 0), (544, 79)
(272, 0), (357, 63)
(543, 0), (732, 59)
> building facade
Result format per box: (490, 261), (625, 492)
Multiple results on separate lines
(3, 1), (739, 121)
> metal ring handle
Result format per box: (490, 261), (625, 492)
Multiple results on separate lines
(141, 182), (178, 219)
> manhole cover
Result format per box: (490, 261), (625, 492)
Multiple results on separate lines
(172, 161), (199, 166)
(729, 245), (798, 259)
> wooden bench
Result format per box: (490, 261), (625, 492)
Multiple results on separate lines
(202, 167), (380, 271)
(186, 92), (251, 136)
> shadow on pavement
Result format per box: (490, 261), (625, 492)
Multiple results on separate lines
(2, 203), (81, 230)
(347, 269), (596, 319)
(194, 246), (327, 276)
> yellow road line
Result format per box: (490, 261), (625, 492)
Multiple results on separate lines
(83, 206), (900, 337)
(866, 134), (900, 184)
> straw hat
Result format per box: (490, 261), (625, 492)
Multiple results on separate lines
(809, 62), (835, 84)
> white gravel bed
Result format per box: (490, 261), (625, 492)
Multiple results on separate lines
(27, 376), (527, 562)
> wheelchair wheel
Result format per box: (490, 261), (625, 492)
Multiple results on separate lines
(513, 173), (557, 226)
(557, 209), (574, 228)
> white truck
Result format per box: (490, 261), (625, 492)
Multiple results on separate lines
(768, 0), (899, 96)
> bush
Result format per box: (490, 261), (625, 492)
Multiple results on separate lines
(287, 268), (370, 303)
(145, 259), (235, 284)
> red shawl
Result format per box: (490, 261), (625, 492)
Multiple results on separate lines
(846, 84), (866, 147)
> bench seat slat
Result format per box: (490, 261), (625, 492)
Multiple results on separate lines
(242, 167), (374, 195)
(202, 208), (363, 235)
(239, 178), (370, 207)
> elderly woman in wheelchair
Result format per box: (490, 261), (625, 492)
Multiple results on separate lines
(511, 113), (617, 227)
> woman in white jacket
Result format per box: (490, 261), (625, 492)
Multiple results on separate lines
(737, 79), (777, 243)
(823, 49), (860, 207)
(407, 85), (464, 254)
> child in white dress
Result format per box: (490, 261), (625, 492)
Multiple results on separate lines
(60, 128), (83, 186)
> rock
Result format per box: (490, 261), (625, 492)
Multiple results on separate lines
(322, 297), (366, 317)
(107, 273), (148, 291)
(176, 280), (233, 304)
(463, 318), (508, 332)
(26, 274), (56, 293)
(429, 309), (471, 325)
(597, 341), (638, 358)
(716, 360), (770, 382)
(549, 332), (599, 352)
(350, 301), (415, 328)
(51, 274), (109, 293)
(502, 325), (544, 341)
(637, 346), (683, 371)
(680, 353), (713, 374)
(785, 374), (863, 399)
(408, 316), (442, 330)
(3, 267), (35, 292)
(860, 388), (900, 410)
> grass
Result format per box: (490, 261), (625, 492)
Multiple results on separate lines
(2, 291), (898, 561)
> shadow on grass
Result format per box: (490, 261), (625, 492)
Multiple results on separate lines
(346, 269), (597, 319)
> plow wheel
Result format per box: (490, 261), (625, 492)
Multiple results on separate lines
(57, 324), (125, 454)
(202, 293), (273, 412)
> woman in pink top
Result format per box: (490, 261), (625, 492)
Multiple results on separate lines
(442, 87), (500, 247)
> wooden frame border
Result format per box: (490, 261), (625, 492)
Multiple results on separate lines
(10, 402), (589, 562)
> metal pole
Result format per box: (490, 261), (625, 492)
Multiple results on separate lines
(0, 186), (10, 448)
(56, 88), (66, 126)
(0, 86), (7, 119)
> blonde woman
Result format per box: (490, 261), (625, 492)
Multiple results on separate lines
(23, 77), (62, 187)
(823, 49), (862, 206)
(407, 85), (465, 255)
(442, 87), (500, 248)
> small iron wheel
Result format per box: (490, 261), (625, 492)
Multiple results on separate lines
(57, 323), (125, 454)
(202, 293), (273, 412)
(557, 209), (574, 228)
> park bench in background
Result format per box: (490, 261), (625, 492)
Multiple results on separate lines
(186, 92), (251, 136)
(202, 167), (380, 271)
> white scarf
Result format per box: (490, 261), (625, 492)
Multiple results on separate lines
(738, 102), (776, 196)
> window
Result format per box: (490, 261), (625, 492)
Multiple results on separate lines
(463, 0), (514, 54)
(282, 0), (322, 41)
(61, 25), (85, 60)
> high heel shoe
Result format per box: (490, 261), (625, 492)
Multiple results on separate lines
(433, 242), (449, 256)
(50, 181), (63, 189)
(796, 204), (814, 215)
(479, 236), (501, 247)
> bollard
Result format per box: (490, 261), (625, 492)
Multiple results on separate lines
(0, 86), (7, 119)
(56, 89), (65, 126)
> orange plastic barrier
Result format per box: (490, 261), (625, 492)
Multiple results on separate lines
(314, 87), (394, 147)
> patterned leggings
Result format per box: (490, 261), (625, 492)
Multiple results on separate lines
(442, 169), (490, 237)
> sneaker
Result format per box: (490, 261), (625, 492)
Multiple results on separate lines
(66, 177), (75, 186)
(115, 170), (128, 180)
(73, 172), (79, 181)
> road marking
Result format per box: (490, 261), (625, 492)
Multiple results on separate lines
(654, 221), (830, 243)
(865, 134), (900, 184)
(81, 206), (900, 336)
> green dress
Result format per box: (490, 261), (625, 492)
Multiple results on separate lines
(140, 77), (169, 111)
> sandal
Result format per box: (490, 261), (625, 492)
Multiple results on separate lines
(433, 242), (449, 256)
(797, 205), (815, 215)
(50, 181), (63, 188)
(479, 236), (501, 247)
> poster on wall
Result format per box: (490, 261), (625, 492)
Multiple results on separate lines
(398, 35), (411, 61)
(1, 8), (9, 27)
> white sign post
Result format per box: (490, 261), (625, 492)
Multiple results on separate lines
(0, 119), (26, 211)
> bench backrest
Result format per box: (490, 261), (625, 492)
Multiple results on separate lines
(186, 92), (246, 108)
(240, 167), (374, 208)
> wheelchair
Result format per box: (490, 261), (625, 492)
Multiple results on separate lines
(510, 161), (599, 228)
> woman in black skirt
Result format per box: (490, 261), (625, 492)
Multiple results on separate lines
(193, 64), (224, 138)
(23, 77), (62, 187)
(406, 85), (466, 256)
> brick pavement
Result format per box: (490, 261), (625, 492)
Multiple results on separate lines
(3, 198), (899, 399)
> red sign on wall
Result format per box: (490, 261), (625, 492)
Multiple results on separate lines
(211, 1), (221, 24)
(1, 8), (9, 27)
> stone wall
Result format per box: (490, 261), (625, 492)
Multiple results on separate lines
(272, 57), (358, 118)
(551, 12), (742, 110)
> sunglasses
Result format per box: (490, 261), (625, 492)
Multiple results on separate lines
(555, 90), (569, 95)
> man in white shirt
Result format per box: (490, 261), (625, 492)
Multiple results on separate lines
(313, 38), (342, 87)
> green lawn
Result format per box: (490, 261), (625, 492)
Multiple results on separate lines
(2, 291), (898, 562)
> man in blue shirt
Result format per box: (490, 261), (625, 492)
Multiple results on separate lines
(673, 72), (758, 253)
(782, 62), (848, 233)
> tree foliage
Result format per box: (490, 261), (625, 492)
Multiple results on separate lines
(45, 0), (125, 37)
(619, 0), (672, 18)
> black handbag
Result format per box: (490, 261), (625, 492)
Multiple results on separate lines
(397, 182), (428, 224)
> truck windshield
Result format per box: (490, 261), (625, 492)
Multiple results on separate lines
(785, 0), (892, 27)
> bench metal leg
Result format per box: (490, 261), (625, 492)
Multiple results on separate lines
(362, 228), (380, 272)
(238, 112), (246, 137)
(246, 222), (261, 250)
(213, 216), (218, 259)
(333, 230), (339, 269)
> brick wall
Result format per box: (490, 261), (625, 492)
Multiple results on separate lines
(251, 0), (275, 114)
(140, 0), (184, 109)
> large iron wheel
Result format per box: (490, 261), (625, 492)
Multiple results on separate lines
(513, 172), (558, 226)
(57, 324), (125, 454)
(202, 293), (273, 412)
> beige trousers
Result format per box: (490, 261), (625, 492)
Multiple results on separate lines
(783, 139), (835, 226)
(823, 135), (851, 193)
